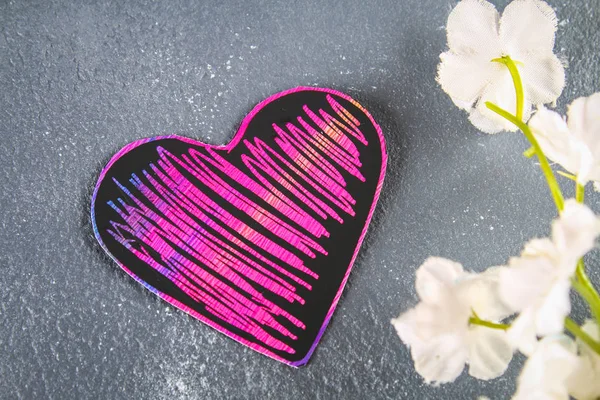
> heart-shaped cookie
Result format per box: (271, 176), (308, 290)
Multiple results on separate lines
(92, 87), (386, 366)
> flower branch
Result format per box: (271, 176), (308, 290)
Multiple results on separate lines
(576, 182), (585, 203)
(392, 0), (600, 397)
(486, 101), (565, 212)
(564, 317), (600, 356)
(490, 56), (524, 120)
(469, 312), (509, 331)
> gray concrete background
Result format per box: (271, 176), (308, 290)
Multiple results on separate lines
(1, 0), (599, 398)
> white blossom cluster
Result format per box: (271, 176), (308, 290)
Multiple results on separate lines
(392, 1), (600, 398)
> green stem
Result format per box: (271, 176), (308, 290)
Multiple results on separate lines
(574, 265), (600, 325)
(523, 146), (536, 158)
(487, 56), (600, 357)
(469, 315), (509, 331)
(571, 183), (600, 324)
(565, 317), (600, 356)
(557, 171), (577, 181)
(492, 56), (524, 120)
(485, 102), (565, 212)
(487, 55), (564, 212)
(576, 182), (585, 203)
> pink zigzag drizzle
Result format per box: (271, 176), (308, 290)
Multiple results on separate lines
(104, 94), (368, 355)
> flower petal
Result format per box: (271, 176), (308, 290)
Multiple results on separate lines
(437, 52), (501, 110)
(568, 320), (600, 400)
(581, 319), (600, 342)
(467, 326), (513, 380)
(468, 105), (515, 134)
(568, 360), (600, 400)
(499, 0), (558, 56)
(446, 0), (501, 58)
(391, 302), (443, 348)
(459, 267), (513, 321)
(415, 257), (465, 304)
(392, 301), (460, 347)
(468, 70), (532, 133)
(512, 335), (578, 400)
(529, 107), (580, 176)
(499, 253), (554, 313)
(552, 200), (600, 266)
(568, 93), (600, 156)
(566, 93), (600, 183)
(507, 308), (539, 356)
(522, 237), (557, 258)
(412, 334), (468, 385)
(534, 279), (571, 336)
(391, 307), (422, 349)
(520, 54), (565, 105)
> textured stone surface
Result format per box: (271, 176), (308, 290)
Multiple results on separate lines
(1, 0), (599, 398)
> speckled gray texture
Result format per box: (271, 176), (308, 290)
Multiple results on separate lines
(1, 0), (599, 398)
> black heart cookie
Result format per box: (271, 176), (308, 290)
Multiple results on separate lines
(91, 87), (386, 366)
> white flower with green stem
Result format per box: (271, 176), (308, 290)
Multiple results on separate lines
(391, 258), (513, 385)
(483, 52), (600, 395)
(529, 93), (600, 189)
(393, 0), (600, 395)
(463, 40), (600, 397)
(513, 321), (600, 400)
(437, 0), (565, 134)
(498, 200), (600, 355)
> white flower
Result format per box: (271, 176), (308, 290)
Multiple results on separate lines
(512, 321), (600, 400)
(512, 335), (579, 400)
(529, 92), (600, 185)
(568, 320), (600, 400)
(391, 257), (513, 385)
(438, 0), (565, 133)
(499, 200), (600, 354)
